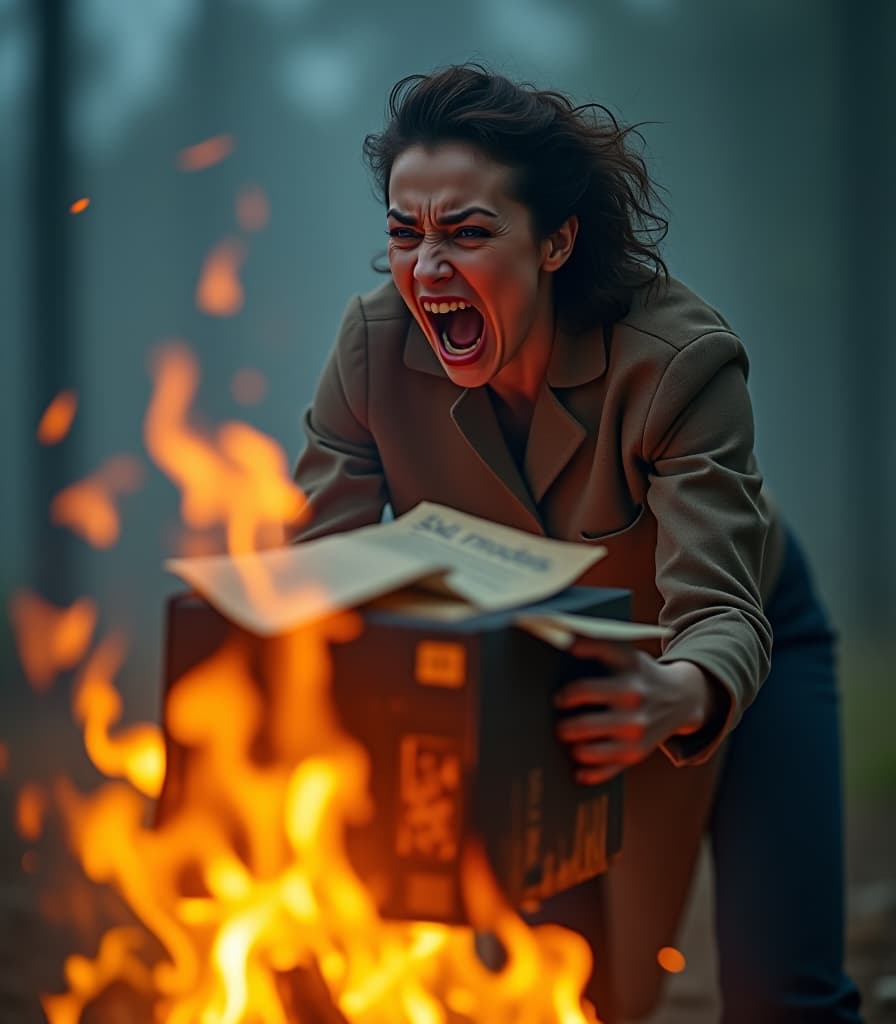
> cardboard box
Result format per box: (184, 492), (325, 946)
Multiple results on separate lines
(157, 585), (629, 924)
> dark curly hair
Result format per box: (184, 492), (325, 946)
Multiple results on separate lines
(363, 63), (669, 331)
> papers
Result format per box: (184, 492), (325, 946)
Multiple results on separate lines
(165, 502), (608, 636)
(515, 612), (671, 650)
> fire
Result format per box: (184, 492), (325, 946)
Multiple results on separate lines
(50, 454), (145, 548)
(72, 632), (166, 798)
(177, 134), (236, 172)
(33, 336), (603, 1022)
(8, 590), (97, 690)
(196, 239), (246, 317)
(69, 198), (90, 215)
(37, 390), (79, 444)
(143, 342), (306, 562)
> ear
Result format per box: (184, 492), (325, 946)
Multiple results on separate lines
(541, 215), (579, 272)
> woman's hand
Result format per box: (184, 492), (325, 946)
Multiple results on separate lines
(554, 639), (722, 785)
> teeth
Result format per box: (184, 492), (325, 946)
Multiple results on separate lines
(441, 331), (483, 356)
(422, 300), (471, 312)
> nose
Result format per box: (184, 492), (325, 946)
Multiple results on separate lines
(413, 240), (453, 286)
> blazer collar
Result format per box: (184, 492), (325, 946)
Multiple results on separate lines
(402, 315), (605, 521)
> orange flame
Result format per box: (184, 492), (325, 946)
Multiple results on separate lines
(72, 632), (166, 798)
(657, 946), (686, 974)
(231, 367), (268, 406)
(176, 134), (236, 171)
(41, 928), (153, 1024)
(37, 390), (79, 444)
(16, 782), (48, 841)
(46, 617), (603, 1023)
(50, 455), (144, 548)
(69, 198), (90, 215)
(36, 330), (602, 1022)
(143, 342), (306, 558)
(8, 591), (97, 690)
(236, 186), (270, 232)
(196, 239), (245, 317)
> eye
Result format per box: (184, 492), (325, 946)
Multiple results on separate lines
(455, 226), (489, 240)
(387, 227), (420, 241)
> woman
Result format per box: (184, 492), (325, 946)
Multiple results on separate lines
(291, 65), (862, 1023)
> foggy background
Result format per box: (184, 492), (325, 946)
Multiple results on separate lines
(1, 0), (894, 1018)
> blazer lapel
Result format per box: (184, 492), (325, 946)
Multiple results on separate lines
(524, 321), (608, 504)
(403, 314), (610, 527)
(524, 383), (587, 505)
(450, 387), (544, 532)
(404, 318), (543, 530)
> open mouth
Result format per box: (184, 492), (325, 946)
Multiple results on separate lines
(420, 299), (485, 361)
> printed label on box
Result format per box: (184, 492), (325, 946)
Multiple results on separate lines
(395, 734), (461, 862)
(415, 641), (466, 688)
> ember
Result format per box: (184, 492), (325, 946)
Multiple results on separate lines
(196, 239), (246, 317)
(50, 454), (145, 548)
(9, 591), (97, 691)
(37, 390), (79, 445)
(177, 134), (236, 172)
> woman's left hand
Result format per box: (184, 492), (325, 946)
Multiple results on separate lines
(554, 639), (718, 784)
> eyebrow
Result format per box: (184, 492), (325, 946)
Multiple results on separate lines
(386, 206), (498, 225)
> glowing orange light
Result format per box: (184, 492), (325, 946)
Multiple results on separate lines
(236, 186), (270, 232)
(196, 239), (245, 317)
(71, 633), (166, 799)
(231, 367), (267, 406)
(69, 198), (90, 215)
(37, 390), (78, 444)
(144, 342), (306, 559)
(176, 134), (236, 171)
(8, 591), (97, 691)
(35, 329), (604, 1024)
(50, 455), (144, 548)
(657, 945), (686, 974)
(16, 783), (48, 841)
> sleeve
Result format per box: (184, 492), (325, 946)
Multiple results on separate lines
(288, 295), (390, 542)
(641, 332), (773, 766)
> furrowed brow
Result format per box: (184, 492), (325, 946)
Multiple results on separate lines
(386, 208), (417, 225)
(439, 206), (498, 225)
(386, 206), (498, 225)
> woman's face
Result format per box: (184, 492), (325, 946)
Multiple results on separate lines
(387, 142), (564, 392)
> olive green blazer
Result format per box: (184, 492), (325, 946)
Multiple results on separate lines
(291, 275), (785, 1014)
(292, 275), (783, 753)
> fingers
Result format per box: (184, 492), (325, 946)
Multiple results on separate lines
(569, 638), (638, 671)
(554, 674), (643, 710)
(556, 711), (646, 743)
(575, 764), (624, 786)
(567, 740), (642, 766)
(556, 711), (651, 784)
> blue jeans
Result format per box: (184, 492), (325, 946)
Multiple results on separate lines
(710, 526), (863, 1022)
